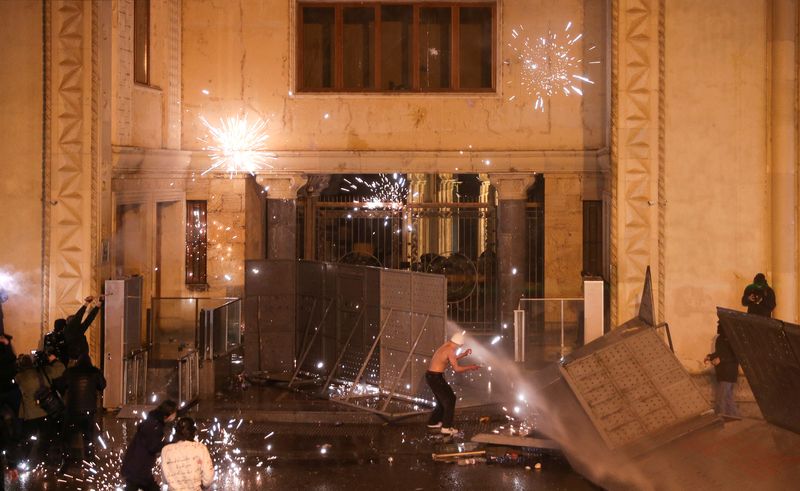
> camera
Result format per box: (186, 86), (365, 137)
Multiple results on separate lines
(33, 349), (53, 368)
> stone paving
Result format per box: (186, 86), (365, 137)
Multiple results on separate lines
(5, 385), (598, 490)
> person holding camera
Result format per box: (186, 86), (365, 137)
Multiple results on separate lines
(15, 353), (65, 464)
(741, 273), (776, 318)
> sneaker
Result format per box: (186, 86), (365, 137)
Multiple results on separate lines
(427, 422), (442, 429)
(440, 427), (459, 435)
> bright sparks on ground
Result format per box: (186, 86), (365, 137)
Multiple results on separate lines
(199, 114), (275, 176)
(508, 22), (597, 112)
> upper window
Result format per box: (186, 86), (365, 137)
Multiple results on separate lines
(298, 3), (495, 93)
(134, 0), (150, 85)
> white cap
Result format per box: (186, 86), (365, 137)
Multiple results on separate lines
(450, 332), (465, 346)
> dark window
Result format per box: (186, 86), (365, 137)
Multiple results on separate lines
(583, 201), (604, 277)
(298, 3), (495, 92)
(380, 5), (413, 91)
(186, 201), (208, 285)
(301, 7), (335, 90)
(343, 7), (375, 89)
(133, 0), (150, 85)
(459, 7), (493, 89)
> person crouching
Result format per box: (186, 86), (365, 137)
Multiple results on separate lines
(121, 400), (177, 491)
(161, 417), (214, 490)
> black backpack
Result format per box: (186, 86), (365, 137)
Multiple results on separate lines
(34, 369), (65, 416)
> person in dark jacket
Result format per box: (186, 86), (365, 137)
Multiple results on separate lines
(53, 353), (106, 461)
(63, 296), (102, 364)
(0, 327), (20, 485)
(121, 400), (178, 491)
(43, 318), (69, 365)
(16, 354), (65, 464)
(705, 323), (740, 418)
(741, 273), (776, 317)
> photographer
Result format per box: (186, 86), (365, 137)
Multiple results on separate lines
(741, 273), (776, 318)
(15, 353), (65, 464)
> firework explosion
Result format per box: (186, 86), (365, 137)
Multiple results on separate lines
(340, 174), (408, 210)
(199, 115), (275, 176)
(507, 22), (598, 111)
(51, 418), (272, 490)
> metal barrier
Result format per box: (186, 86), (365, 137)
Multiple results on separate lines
(516, 297), (584, 365)
(177, 349), (200, 408)
(249, 260), (447, 417)
(123, 346), (149, 405)
(199, 298), (242, 360)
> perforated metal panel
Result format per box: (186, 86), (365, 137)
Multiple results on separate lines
(561, 328), (712, 450)
(718, 307), (800, 434)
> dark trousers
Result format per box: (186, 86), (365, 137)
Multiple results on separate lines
(22, 416), (61, 463)
(124, 478), (160, 491)
(64, 410), (96, 460)
(426, 371), (456, 427)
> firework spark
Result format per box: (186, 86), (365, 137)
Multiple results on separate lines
(508, 22), (597, 111)
(199, 115), (276, 176)
(342, 174), (408, 210)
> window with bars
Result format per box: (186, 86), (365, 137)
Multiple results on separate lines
(186, 201), (208, 286)
(134, 0), (150, 85)
(298, 2), (495, 92)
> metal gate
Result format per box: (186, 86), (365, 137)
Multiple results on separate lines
(310, 198), (499, 333)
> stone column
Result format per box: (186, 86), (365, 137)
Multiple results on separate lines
(437, 173), (457, 253)
(478, 174), (492, 256)
(770, 0), (798, 322)
(544, 174), (584, 299)
(407, 173), (429, 262)
(490, 174), (535, 328)
(256, 174), (307, 260)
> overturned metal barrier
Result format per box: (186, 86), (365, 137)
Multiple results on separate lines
(245, 260), (446, 417)
(525, 274), (800, 489)
(717, 307), (800, 434)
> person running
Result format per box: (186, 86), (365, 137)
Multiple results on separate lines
(161, 417), (214, 490)
(121, 400), (178, 491)
(425, 332), (480, 435)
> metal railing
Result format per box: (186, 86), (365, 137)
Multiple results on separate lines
(199, 298), (242, 360)
(123, 346), (149, 405)
(515, 297), (584, 364)
(177, 349), (200, 408)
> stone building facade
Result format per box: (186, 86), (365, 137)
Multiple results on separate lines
(0, 0), (797, 372)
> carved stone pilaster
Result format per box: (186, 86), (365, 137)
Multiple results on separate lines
(255, 174), (308, 200)
(611, 0), (665, 326)
(48, 0), (95, 324)
(489, 173), (535, 201)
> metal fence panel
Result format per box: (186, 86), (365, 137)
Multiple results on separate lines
(561, 326), (713, 451)
(717, 308), (800, 434)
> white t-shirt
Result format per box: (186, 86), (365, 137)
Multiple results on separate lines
(161, 440), (214, 491)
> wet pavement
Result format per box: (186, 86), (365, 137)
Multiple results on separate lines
(6, 385), (599, 490)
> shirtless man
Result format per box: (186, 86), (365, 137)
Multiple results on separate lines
(425, 332), (480, 435)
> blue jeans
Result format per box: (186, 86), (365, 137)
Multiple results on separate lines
(714, 381), (740, 417)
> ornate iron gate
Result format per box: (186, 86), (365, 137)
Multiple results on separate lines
(310, 198), (499, 333)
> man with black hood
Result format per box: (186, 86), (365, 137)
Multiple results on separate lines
(63, 296), (103, 364)
(121, 400), (178, 491)
(53, 353), (106, 462)
(741, 273), (776, 317)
